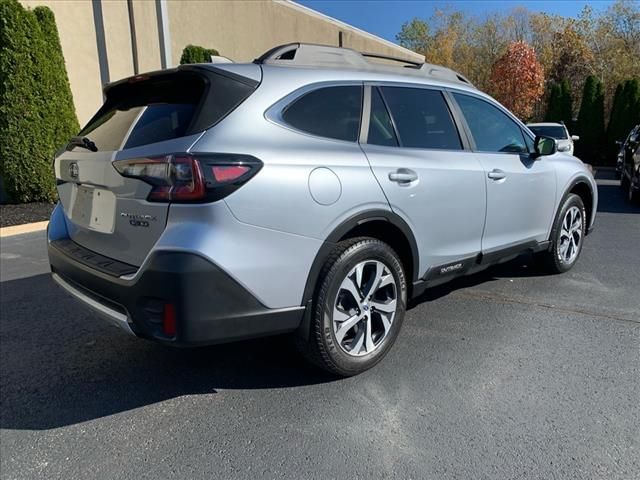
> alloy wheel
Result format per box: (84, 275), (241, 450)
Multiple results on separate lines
(558, 206), (582, 264)
(332, 260), (397, 357)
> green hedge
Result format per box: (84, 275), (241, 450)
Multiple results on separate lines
(545, 81), (573, 129)
(180, 44), (220, 64)
(0, 0), (78, 203)
(576, 76), (605, 164)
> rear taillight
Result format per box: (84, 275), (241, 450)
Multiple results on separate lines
(212, 165), (250, 183)
(113, 153), (262, 203)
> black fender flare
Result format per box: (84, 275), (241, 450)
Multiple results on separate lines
(552, 175), (596, 239)
(300, 209), (419, 307)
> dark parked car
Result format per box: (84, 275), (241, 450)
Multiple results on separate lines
(619, 124), (640, 204)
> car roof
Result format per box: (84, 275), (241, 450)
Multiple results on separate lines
(253, 43), (474, 89)
(255, 63), (480, 94)
(202, 59), (483, 98)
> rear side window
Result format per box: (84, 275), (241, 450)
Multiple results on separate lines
(368, 87), (398, 147)
(282, 86), (362, 142)
(380, 87), (462, 150)
(453, 93), (527, 154)
(78, 70), (255, 151)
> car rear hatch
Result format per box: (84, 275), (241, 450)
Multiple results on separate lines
(54, 65), (260, 268)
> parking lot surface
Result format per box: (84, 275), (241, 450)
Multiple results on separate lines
(1, 172), (638, 479)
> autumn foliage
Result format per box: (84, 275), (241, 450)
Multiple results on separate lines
(489, 41), (544, 120)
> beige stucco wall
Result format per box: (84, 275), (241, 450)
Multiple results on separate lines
(131, 0), (163, 73)
(167, 0), (422, 65)
(101, 1), (135, 83)
(19, 0), (421, 126)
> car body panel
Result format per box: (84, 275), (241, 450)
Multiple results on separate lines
(475, 152), (557, 250)
(362, 143), (486, 276)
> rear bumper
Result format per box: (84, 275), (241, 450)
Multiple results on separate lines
(48, 239), (305, 346)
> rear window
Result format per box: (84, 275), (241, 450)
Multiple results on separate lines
(282, 86), (362, 142)
(77, 70), (255, 151)
(528, 125), (568, 140)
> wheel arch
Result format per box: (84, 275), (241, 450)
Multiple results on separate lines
(563, 176), (595, 232)
(300, 210), (419, 307)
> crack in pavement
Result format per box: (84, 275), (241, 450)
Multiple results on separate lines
(454, 289), (640, 325)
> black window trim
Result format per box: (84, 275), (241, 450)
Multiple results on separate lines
(266, 80), (365, 144)
(446, 88), (535, 156)
(361, 82), (472, 152)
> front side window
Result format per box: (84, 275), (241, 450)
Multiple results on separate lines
(523, 130), (535, 153)
(380, 87), (462, 150)
(453, 93), (527, 154)
(282, 86), (362, 142)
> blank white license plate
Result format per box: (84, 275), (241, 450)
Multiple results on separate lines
(70, 185), (116, 233)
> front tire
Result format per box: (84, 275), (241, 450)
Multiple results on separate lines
(538, 194), (586, 274)
(297, 237), (407, 376)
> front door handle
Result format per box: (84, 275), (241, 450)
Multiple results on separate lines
(487, 169), (506, 181)
(388, 168), (418, 184)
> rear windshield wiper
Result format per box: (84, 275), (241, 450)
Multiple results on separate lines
(66, 136), (98, 152)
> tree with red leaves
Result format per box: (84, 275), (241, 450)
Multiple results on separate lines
(490, 41), (544, 120)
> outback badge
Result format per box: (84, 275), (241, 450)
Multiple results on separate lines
(120, 212), (156, 228)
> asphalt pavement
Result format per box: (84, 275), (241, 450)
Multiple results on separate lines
(1, 172), (638, 479)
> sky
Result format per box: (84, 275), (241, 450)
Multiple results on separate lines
(298, 0), (616, 45)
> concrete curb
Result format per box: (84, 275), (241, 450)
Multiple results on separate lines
(0, 221), (48, 238)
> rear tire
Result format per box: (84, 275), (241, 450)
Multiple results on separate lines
(296, 237), (407, 376)
(538, 194), (586, 274)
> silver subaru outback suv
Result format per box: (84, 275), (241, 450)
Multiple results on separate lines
(48, 43), (597, 376)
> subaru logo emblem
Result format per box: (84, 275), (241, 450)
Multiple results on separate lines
(69, 162), (79, 179)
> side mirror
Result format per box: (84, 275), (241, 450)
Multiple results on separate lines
(534, 135), (557, 157)
(571, 135), (580, 141)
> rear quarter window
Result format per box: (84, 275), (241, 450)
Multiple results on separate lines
(281, 85), (363, 142)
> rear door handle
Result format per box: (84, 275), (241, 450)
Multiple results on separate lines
(388, 168), (418, 184)
(487, 169), (506, 181)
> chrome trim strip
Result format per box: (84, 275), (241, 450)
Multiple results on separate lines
(52, 273), (135, 336)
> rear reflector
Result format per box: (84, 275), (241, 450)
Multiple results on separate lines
(212, 165), (250, 182)
(113, 153), (262, 203)
(163, 303), (176, 337)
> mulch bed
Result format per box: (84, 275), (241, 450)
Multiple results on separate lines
(0, 202), (55, 227)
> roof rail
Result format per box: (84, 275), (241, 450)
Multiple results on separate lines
(254, 43), (474, 88)
(360, 52), (422, 68)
